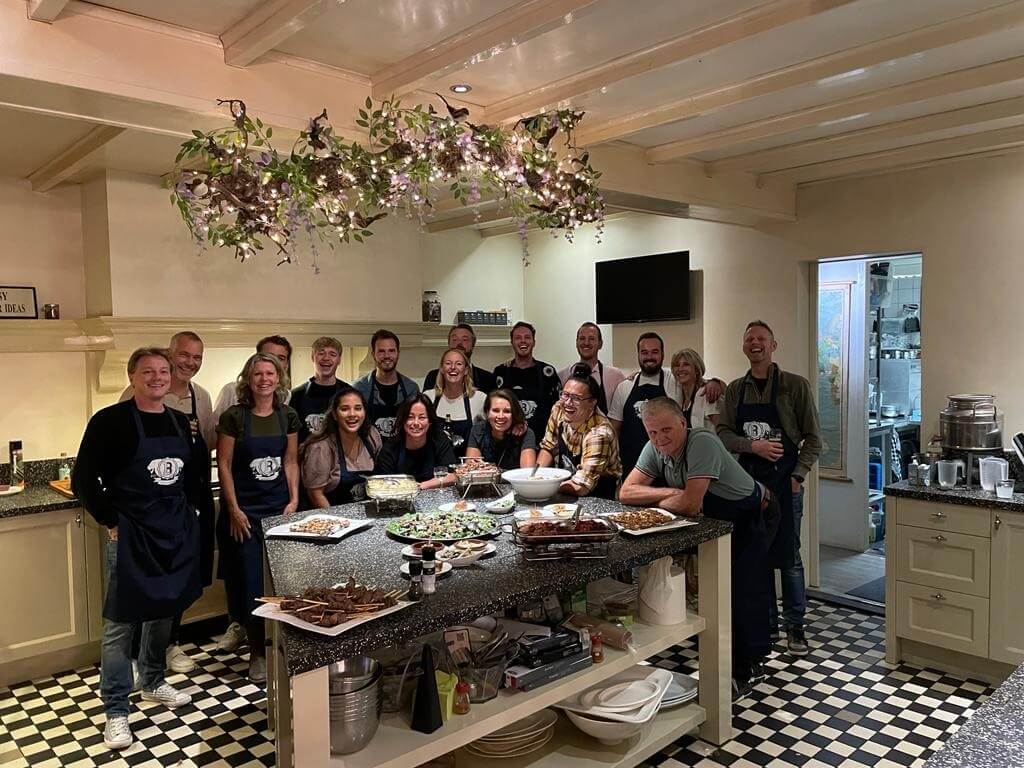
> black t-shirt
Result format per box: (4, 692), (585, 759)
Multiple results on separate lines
(290, 378), (349, 442)
(373, 433), (457, 481)
(377, 380), (401, 407)
(423, 365), (496, 394)
(752, 377), (769, 396)
(492, 360), (561, 438)
(72, 400), (205, 527)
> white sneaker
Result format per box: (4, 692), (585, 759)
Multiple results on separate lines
(248, 654), (267, 684)
(103, 714), (132, 750)
(216, 621), (247, 653)
(131, 661), (141, 693)
(141, 682), (191, 709)
(166, 644), (196, 674)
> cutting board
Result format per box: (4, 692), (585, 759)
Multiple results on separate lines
(49, 479), (76, 499)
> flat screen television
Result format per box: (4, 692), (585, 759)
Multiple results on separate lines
(595, 251), (690, 324)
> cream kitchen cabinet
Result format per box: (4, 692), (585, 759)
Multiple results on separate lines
(990, 510), (1024, 665)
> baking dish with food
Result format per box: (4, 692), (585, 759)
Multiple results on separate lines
(512, 516), (618, 545)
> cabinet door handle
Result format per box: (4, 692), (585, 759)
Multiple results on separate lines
(931, 511), (946, 519)
(75, 512), (82, 527)
(932, 593), (946, 601)
(932, 534), (946, 543)
(994, 515), (1001, 530)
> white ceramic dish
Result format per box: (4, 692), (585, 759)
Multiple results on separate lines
(0, 485), (25, 497)
(542, 503), (578, 517)
(594, 679), (661, 711)
(487, 709), (557, 739)
(660, 671), (698, 709)
(564, 710), (646, 745)
(265, 515), (371, 541)
(399, 560), (453, 578)
(400, 541), (496, 566)
(252, 588), (411, 637)
(605, 508), (698, 537)
(437, 501), (478, 513)
(465, 729), (553, 758)
(501, 467), (571, 501)
(557, 666), (672, 724)
(484, 492), (516, 513)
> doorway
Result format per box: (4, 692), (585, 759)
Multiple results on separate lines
(812, 254), (922, 613)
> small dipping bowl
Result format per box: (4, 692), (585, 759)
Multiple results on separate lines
(996, 479), (1015, 499)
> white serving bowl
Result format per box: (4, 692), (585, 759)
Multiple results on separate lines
(501, 468), (572, 501)
(564, 710), (647, 745)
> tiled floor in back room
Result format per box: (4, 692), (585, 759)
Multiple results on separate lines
(0, 601), (995, 768)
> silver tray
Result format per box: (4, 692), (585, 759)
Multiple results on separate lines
(365, 474), (420, 502)
(512, 517), (618, 546)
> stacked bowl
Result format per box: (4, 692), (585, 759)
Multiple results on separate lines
(328, 657), (383, 755)
(557, 667), (674, 745)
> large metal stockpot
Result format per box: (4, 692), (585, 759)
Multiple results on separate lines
(939, 394), (1004, 451)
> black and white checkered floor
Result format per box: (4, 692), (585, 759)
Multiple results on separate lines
(0, 601), (994, 768)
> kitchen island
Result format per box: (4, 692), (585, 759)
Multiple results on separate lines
(262, 487), (735, 768)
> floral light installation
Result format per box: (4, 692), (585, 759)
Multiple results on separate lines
(168, 96), (604, 268)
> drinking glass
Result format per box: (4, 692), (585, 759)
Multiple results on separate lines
(996, 480), (1015, 499)
(433, 467), (449, 482)
(936, 460), (962, 489)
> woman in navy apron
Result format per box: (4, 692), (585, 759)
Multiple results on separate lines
(301, 387), (382, 506)
(431, 348), (485, 458)
(216, 353), (299, 683)
(465, 390), (538, 470)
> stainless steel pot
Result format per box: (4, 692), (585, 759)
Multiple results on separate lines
(939, 394), (1004, 451)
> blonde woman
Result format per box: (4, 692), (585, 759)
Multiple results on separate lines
(671, 348), (720, 431)
(431, 348), (485, 457)
(216, 352), (300, 683)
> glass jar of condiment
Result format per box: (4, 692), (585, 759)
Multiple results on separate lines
(453, 681), (471, 715)
(589, 630), (604, 663)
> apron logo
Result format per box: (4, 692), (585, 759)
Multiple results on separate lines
(495, 375), (504, 387)
(375, 416), (396, 438)
(632, 399), (648, 418)
(521, 400), (537, 419)
(250, 456), (282, 481)
(542, 365), (555, 378)
(744, 421), (773, 440)
(559, 455), (575, 472)
(305, 412), (326, 433)
(147, 457), (184, 485)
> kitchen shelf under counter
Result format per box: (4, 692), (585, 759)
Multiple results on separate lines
(261, 487), (735, 768)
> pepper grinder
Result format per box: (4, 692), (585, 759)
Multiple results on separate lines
(9, 441), (24, 487)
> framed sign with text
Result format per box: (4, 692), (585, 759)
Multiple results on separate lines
(0, 286), (38, 319)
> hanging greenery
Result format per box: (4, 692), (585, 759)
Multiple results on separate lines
(167, 96), (604, 268)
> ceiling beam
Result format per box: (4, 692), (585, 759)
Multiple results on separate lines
(425, 206), (513, 233)
(712, 95), (1024, 173)
(371, 0), (598, 100)
(484, 0), (856, 124)
(28, 124), (125, 191)
(763, 123), (1024, 184)
(646, 55), (1024, 163)
(221, 0), (337, 68)
(575, 0), (1024, 146)
(26, 0), (68, 23)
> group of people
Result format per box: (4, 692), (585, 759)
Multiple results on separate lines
(73, 317), (819, 750)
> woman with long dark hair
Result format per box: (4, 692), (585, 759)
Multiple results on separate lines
(373, 393), (457, 488)
(301, 386), (382, 506)
(465, 389), (537, 470)
(216, 352), (299, 683)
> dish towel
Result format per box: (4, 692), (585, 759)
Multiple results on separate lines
(890, 430), (903, 482)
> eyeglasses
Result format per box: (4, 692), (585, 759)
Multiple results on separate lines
(560, 392), (593, 405)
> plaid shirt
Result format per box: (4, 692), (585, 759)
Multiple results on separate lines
(540, 402), (622, 492)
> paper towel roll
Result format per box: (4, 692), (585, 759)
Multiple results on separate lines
(637, 558), (687, 625)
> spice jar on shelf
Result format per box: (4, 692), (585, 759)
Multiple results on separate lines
(589, 630), (604, 663)
(453, 682), (471, 715)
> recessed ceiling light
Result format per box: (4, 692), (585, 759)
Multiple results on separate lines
(450, 84), (472, 94)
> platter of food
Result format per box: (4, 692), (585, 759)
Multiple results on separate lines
(385, 510), (499, 542)
(400, 560), (453, 578)
(365, 474), (420, 501)
(606, 508), (697, 536)
(513, 517), (617, 545)
(265, 514), (372, 541)
(438, 500), (478, 513)
(400, 539), (496, 566)
(253, 578), (410, 637)
(454, 459), (501, 487)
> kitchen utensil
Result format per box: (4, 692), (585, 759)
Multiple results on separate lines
(996, 480), (1015, 499)
(937, 459), (964, 489)
(328, 657), (380, 694)
(978, 456), (1009, 492)
(501, 467), (571, 501)
(939, 394), (1004, 452)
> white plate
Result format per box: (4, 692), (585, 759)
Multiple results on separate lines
(513, 507), (583, 521)
(252, 589), (411, 637)
(484, 492), (516, 513)
(466, 730), (553, 758)
(542, 503), (578, 517)
(488, 708), (557, 739)
(400, 541), (496, 566)
(0, 485), (24, 497)
(437, 501), (478, 513)
(265, 515), (372, 541)
(556, 667), (672, 724)
(400, 560), (453, 578)
(594, 679), (661, 711)
(605, 508), (699, 536)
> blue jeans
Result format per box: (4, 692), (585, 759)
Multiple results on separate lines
(768, 487), (807, 630)
(101, 539), (173, 716)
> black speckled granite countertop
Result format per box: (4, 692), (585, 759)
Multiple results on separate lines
(885, 481), (1024, 513)
(0, 485), (79, 519)
(262, 487), (732, 675)
(924, 664), (1023, 767)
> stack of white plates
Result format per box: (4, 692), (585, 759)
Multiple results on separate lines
(556, 667), (673, 744)
(660, 671), (698, 709)
(465, 709), (557, 759)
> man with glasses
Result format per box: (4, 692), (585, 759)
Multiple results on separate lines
(536, 364), (621, 498)
(558, 322), (625, 415)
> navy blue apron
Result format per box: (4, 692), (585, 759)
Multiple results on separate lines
(555, 421), (618, 500)
(619, 370), (666, 477)
(104, 404), (200, 623)
(294, 379), (344, 443)
(434, 393), (473, 458)
(368, 374), (408, 440)
(592, 361), (608, 414)
(496, 363), (553, 439)
(218, 407), (290, 623)
(735, 365), (799, 569)
(187, 384), (216, 587)
(478, 427), (521, 471)
(325, 434), (376, 505)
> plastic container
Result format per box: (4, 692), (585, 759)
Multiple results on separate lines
(868, 461), (883, 491)
(460, 662), (505, 703)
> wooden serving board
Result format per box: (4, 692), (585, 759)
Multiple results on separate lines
(49, 479), (76, 499)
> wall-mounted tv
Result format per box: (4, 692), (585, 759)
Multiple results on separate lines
(595, 251), (690, 324)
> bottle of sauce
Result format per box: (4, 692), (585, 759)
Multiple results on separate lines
(421, 546), (437, 595)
